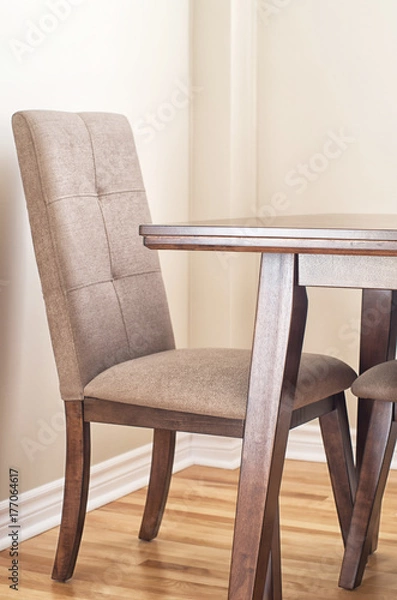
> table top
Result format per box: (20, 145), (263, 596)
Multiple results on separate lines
(140, 213), (397, 255)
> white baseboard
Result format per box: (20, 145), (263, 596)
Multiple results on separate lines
(0, 432), (193, 551)
(189, 433), (242, 469)
(1, 424), (395, 551)
(287, 422), (327, 462)
(188, 422), (333, 467)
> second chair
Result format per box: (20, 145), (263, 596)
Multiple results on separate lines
(339, 359), (397, 590)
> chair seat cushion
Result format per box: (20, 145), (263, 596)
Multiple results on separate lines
(84, 348), (356, 420)
(351, 360), (397, 402)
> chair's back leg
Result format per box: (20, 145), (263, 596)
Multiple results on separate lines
(319, 393), (356, 545)
(52, 401), (91, 582)
(339, 401), (397, 590)
(139, 429), (176, 541)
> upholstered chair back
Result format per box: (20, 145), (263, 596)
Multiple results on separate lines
(12, 111), (175, 400)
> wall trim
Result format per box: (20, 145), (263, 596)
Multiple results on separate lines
(0, 432), (192, 552)
(1, 424), (394, 551)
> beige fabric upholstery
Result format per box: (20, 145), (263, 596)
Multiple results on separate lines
(351, 360), (397, 402)
(85, 349), (357, 419)
(12, 111), (174, 400)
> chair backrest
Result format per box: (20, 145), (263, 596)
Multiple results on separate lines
(12, 110), (175, 400)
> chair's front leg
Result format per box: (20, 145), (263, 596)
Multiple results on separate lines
(139, 429), (176, 541)
(228, 253), (307, 600)
(52, 400), (91, 582)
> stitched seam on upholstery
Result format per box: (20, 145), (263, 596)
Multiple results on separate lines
(18, 113), (85, 398)
(46, 189), (146, 206)
(65, 270), (161, 294)
(47, 193), (99, 205)
(99, 189), (145, 197)
(111, 279), (133, 356)
(78, 113), (133, 357)
(78, 114), (99, 191)
(77, 114), (114, 275)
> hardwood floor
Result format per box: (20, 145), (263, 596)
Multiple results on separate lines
(1, 460), (397, 599)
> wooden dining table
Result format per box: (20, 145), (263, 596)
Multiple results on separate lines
(140, 213), (397, 599)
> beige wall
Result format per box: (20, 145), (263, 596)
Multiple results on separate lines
(2, 0), (397, 501)
(190, 1), (397, 409)
(257, 0), (397, 375)
(0, 0), (190, 497)
(189, 0), (259, 350)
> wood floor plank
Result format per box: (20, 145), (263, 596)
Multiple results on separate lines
(1, 460), (397, 599)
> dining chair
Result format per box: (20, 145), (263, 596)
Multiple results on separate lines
(12, 109), (357, 599)
(339, 359), (397, 590)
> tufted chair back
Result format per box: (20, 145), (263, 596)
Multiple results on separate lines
(12, 111), (175, 400)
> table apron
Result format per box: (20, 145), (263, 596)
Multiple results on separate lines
(299, 255), (397, 289)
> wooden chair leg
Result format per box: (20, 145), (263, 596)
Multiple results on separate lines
(339, 401), (397, 590)
(139, 429), (176, 541)
(52, 401), (91, 582)
(319, 394), (356, 545)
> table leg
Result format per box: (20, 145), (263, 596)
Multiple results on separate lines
(228, 253), (307, 599)
(356, 289), (397, 554)
(357, 289), (397, 469)
(263, 504), (282, 600)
